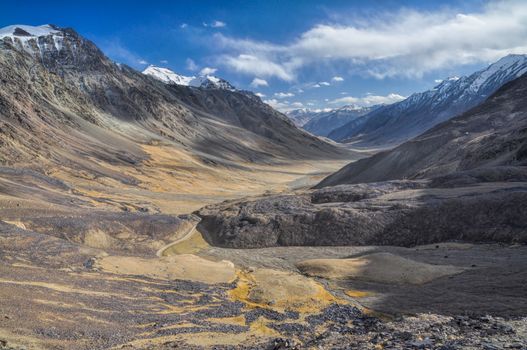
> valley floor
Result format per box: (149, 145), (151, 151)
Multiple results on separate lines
(0, 158), (526, 349)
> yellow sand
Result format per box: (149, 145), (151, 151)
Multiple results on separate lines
(95, 254), (235, 284)
(297, 252), (465, 285)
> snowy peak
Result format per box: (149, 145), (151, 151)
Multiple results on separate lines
(0, 24), (60, 39)
(467, 54), (527, 95)
(143, 65), (236, 91)
(0, 24), (64, 53)
(189, 75), (236, 91)
(337, 104), (370, 112)
(142, 65), (194, 86)
(0, 24), (110, 74)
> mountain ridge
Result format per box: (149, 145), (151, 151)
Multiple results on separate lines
(329, 54), (527, 147)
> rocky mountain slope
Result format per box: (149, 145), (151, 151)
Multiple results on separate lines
(303, 104), (380, 137)
(0, 24), (349, 210)
(329, 54), (527, 147)
(318, 73), (527, 187)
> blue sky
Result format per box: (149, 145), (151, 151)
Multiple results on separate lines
(2, 0), (526, 111)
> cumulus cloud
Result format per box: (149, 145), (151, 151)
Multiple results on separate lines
(264, 99), (303, 112)
(255, 92), (266, 97)
(250, 78), (269, 88)
(332, 76), (344, 82)
(331, 93), (405, 106)
(214, 1), (527, 79)
(199, 67), (218, 75)
(223, 54), (296, 81)
(274, 92), (295, 98)
(319, 81), (330, 86)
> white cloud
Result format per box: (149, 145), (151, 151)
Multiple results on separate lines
(180, 23), (188, 29)
(274, 92), (295, 98)
(204, 20), (227, 28)
(138, 59), (148, 65)
(434, 79), (443, 83)
(332, 76), (344, 82)
(264, 98), (288, 111)
(223, 54), (295, 81)
(160, 59), (168, 64)
(250, 78), (269, 88)
(255, 92), (266, 97)
(331, 93), (406, 106)
(319, 81), (330, 86)
(263, 99), (303, 112)
(213, 1), (527, 79)
(311, 83), (321, 88)
(186, 58), (198, 71)
(199, 67), (218, 75)
(211, 20), (226, 28)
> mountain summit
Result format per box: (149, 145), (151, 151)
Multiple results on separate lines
(143, 65), (236, 90)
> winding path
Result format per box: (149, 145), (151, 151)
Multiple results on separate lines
(155, 223), (198, 257)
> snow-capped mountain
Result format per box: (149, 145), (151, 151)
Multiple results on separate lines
(142, 65), (194, 85)
(0, 24), (72, 63)
(303, 104), (381, 137)
(329, 54), (527, 146)
(189, 75), (236, 91)
(0, 24), (113, 75)
(285, 108), (333, 127)
(0, 25), (237, 91)
(143, 65), (236, 91)
(0, 24), (61, 50)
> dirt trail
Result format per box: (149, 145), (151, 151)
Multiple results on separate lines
(156, 224), (198, 257)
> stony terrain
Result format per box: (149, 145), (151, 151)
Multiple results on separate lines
(197, 177), (527, 248)
(0, 24), (526, 350)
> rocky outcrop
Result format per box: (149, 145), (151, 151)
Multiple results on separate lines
(197, 179), (527, 248)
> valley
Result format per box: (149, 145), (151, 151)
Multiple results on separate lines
(0, 19), (526, 350)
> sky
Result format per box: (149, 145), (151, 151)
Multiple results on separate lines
(2, 0), (527, 112)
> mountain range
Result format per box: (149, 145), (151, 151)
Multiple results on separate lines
(328, 54), (527, 147)
(318, 71), (527, 187)
(0, 24), (345, 166)
(302, 104), (381, 137)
